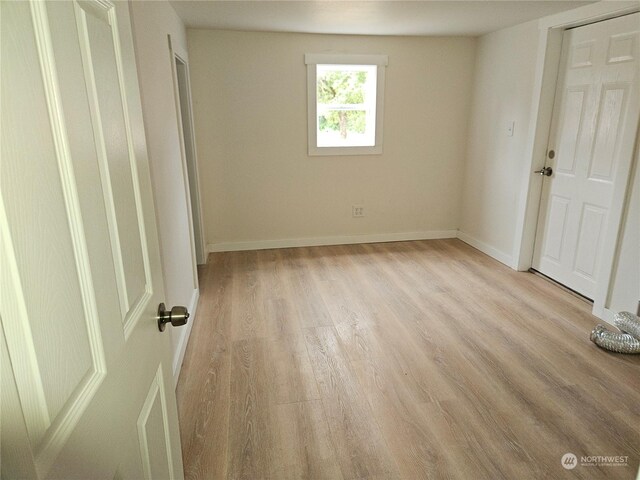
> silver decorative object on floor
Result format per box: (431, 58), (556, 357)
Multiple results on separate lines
(590, 311), (640, 354)
(614, 311), (640, 339)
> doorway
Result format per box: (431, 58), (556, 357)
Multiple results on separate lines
(173, 52), (206, 265)
(531, 13), (640, 300)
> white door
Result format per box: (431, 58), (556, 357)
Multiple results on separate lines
(532, 13), (640, 299)
(1, 1), (184, 479)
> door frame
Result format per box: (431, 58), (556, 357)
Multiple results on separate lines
(512, 1), (640, 321)
(167, 34), (206, 267)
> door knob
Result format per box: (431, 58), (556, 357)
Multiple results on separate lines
(534, 166), (553, 177)
(157, 303), (190, 332)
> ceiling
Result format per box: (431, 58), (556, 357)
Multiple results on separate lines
(170, 1), (596, 37)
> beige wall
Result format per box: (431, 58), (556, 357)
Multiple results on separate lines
(130, 0), (198, 384)
(459, 20), (540, 266)
(187, 30), (476, 249)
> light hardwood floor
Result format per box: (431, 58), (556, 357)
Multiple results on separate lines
(176, 239), (640, 480)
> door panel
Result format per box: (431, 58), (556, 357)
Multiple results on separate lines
(1, 322), (39, 479)
(1, 2), (107, 473)
(588, 84), (628, 180)
(556, 87), (587, 174)
(74, 0), (153, 335)
(607, 31), (638, 64)
(137, 366), (175, 480)
(574, 204), (607, 278)
(1, 1), (183, 478)
(570, 40), (595, 68)
(82, 4), (148, 308)
(542, 195), (570, 262)
(532, 13), (640, 299)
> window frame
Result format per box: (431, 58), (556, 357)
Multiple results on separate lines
(305, 53), (388, 156)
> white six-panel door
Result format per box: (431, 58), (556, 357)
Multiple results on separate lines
(1, 1), (183, 478)
(532, 13), (640, 299)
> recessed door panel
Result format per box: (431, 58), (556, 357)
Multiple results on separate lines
(570, 40), (595, 68)
(589, 85), (628, 181)
(607, 32), (637, 64)
(556, 88), (587, 174)
(0, 1), (95, 426)
(75, 1), (152, 336)
(137, 367), (174, 480)
(574, 205), (606, 278)
(1, 2), (107, 474)
(542, 196), (570, 262)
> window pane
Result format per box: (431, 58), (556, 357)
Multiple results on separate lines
(318, 110), (374, 147)
(317, 66), (370, 105)
(316, 65), (377, 147)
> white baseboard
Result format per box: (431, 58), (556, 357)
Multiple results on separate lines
(207, 230), (458, 253)
(456, 230), (515, 269)
(172, 287), (199, 388)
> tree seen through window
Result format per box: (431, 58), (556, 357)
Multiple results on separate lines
(316, 64), (377, 147)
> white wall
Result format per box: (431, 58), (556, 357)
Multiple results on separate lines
(458, 20), (540, 267)
(130, 0), (198, 385)
(187, 30), (476, 250)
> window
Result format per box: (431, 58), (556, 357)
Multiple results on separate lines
(305, 54), (388, 156)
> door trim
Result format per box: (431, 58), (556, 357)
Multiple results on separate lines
(167, 34), (202, 385)
(512, 2), (640, 321)
(168, 34), (206, 269)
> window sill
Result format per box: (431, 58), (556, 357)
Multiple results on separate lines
(308, 145), (383, 156)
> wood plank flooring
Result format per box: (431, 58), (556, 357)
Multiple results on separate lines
(176, 239), (640, 480)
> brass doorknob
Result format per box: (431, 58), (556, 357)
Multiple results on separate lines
(157, 303), (190, 332)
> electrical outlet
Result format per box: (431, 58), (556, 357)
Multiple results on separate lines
(352, 205), (364, 217)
